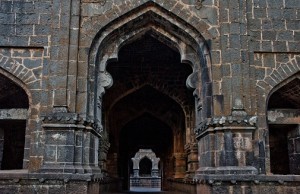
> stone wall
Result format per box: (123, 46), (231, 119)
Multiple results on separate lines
(0, 0), (299, 193)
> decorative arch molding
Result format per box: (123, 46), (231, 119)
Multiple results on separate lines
(88, 2), (212, 130)
(256, 55), (300, 95)
(0, 53), (39, 86)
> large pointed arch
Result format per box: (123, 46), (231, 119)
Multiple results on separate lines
(87, 2), (212, 131)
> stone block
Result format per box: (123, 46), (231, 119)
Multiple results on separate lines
(285, 0), (300, 8)
(267, 8), (282, 19)
(262, 31), (276, 40)
(0, 13), (15, 24)
(288, 42), (300, 52)
(0, 24), (15, 36)
(283, 9), (296, 19)
(12, 2), (34, 13)
(286, 20), (300, 30)
(45, 130), (75, 145)
(57, 145), (75, 163)
(277, 31), (294, 41)
(273, 41), (287, 52)
(34, 2), (52, 13)
(44, 145), (57, 162)
(35, 24), (51, 35)
(40, 14), (51, 25)
(30, 36), (49, 46)
(267, 0), (284, 8)
(16, 13), (39, 24)
(254, 8), (267, 18)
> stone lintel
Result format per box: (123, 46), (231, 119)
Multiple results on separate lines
(0, 109), (27, 120)
(268, 109), (300, 124)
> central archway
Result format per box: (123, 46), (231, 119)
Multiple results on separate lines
(88, 2), (212, 192)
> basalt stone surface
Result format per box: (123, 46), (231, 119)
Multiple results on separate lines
(0, 0), (299, 193)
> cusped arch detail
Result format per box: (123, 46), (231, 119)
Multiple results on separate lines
(88, 2), (213, 128)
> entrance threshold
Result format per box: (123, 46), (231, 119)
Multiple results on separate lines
(130, 187), (161, 192)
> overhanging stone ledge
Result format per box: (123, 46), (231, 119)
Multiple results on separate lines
(0, 109), (28, 120)
(193, 174), (300, 184)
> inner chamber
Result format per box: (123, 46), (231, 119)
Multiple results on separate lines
(103, 33), (194, 190)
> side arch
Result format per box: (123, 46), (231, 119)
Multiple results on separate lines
(0, 68), (31, 170)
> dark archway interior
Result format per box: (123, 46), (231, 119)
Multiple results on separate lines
(104, 33), (194, 190)
(139, 157), (152, 176)
(0, 73), (28, 170)
(0, 74), (28, 109)
(268, 78), (300, 109)
(268, 77), (300, 175)
(119, 113), (173, 185)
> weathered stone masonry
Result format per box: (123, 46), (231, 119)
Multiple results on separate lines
(0, 0), (299, 193)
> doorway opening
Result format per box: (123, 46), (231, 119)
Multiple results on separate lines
(268, 76), (300, 175)
(0, 73), (28, 170)
(104, 33), (193, 190)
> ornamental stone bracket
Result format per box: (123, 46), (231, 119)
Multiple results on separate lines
(195, 100), (257, 139)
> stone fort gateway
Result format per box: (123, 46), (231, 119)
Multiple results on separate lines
(0, 0), (299, 193)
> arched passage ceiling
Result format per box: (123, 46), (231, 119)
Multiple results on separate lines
(0, 73), (28, 109)
(268, 77), (300, 109)
(120, 113), (173, 157)
(103, 33), (193, 154)
(104, 34), (194, 114)
(108, 85), (185, 136)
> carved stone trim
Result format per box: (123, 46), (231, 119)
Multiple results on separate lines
(195, 107), (257, 139)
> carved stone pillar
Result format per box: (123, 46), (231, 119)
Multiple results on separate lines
(288, 125), (300, 174)
(173, 153), (186, 178)
(0, 128), (3, 168)
(151, 157), (160, 177)
(195, 100), (258, 176)
(107, 152), (118, 177)
(132, 158), (140, 177)
(99, 135), (110, 175)
(40, 112), (101, 175)
(185, 143), (198, 177)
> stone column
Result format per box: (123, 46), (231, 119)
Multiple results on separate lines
(40, 112), (101, 174)
(173, 153), (186, 178)
(288, 125), (300, 175)
(99, 136), (110, 175)
(195, 103), (258, 176)
(132, 158), (140, 177)
(185, 143), (198, 177)
(0, 128), (4, 168)
(151, 157), (160, 177)
(107, 153), (118, 177)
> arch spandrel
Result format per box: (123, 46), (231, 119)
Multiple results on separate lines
(83, 1), (216, 50)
